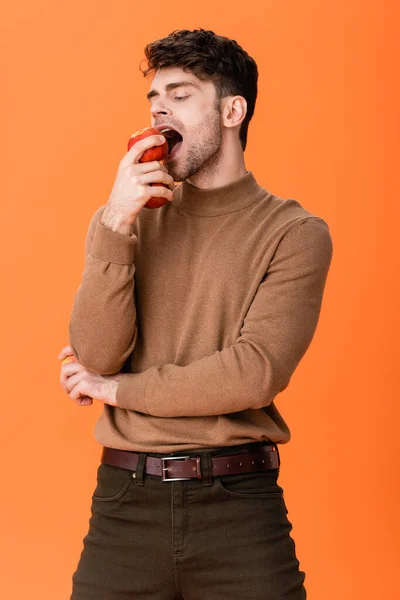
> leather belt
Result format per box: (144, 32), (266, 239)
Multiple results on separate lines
(101, 444), (280, 482)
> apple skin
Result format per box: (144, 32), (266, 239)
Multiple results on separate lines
(127, 127), (170, 209)
(61, 356), (76, 366)
(127, 127), (168, 161)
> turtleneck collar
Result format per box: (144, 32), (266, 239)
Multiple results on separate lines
(175, 171), (267, 217)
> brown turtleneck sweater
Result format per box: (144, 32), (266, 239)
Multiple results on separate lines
(68, 171), (333, 453)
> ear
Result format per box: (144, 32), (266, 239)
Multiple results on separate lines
(221, 96), (247, 129)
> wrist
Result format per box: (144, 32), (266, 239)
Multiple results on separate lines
(105, 379), (119, 406)
(101, 207), (135, 234)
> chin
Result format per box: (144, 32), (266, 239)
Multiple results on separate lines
(167, 150), (206, 182)
(166, 164), (186, 183)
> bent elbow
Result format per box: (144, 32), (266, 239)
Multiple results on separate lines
(249, 358), (292, 410)
(73, 353), (125, 375)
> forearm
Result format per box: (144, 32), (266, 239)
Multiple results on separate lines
(114, 340), (292, 416)
(113, 217), (333, 416)
(69, 209), (138, 374)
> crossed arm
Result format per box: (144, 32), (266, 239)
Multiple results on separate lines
(66, 211), (333, 415)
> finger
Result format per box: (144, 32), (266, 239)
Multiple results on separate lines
(58, 345), (74, 360)
(120, 135), (166, 168)
(76, 397), (93, 407)
(69, 381), (93, 405)
(141, 185), (174, 201)
(61, 362), (85, 377)
(128, 161), (168, 175)
(165, 179), (175, 193)
(60, 363), (85, 391)
(64, 370), (86, 394)
(138, 170), (175, 190)
(69, 381), (95, 402)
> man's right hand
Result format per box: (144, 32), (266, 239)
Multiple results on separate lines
(101, 134), (175, 233)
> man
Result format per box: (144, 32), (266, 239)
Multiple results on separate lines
(60, 28), (333, 599)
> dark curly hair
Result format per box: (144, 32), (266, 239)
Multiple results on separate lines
(140, 29), (258, 151)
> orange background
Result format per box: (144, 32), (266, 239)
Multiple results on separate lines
(1, 1), (398, 598)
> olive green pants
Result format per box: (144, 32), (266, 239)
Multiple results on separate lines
(71, 443), (306, 599)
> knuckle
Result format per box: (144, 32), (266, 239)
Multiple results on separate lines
(137, 187), (146, 201)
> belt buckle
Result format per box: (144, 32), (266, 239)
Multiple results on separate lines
(161, 456), (192, 482)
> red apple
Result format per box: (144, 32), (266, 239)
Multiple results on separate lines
(127, 127), (170, 209)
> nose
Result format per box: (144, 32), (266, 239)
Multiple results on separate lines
(150, 98), (172, 119)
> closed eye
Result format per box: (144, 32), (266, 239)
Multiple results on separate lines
(174, 96), (190, 101)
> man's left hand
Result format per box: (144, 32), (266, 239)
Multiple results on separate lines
(59, 345), (121, 407)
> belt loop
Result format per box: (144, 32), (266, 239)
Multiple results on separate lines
(132, 452), (147, 486)
(272, 442), (281, 468)
(200, 452), (213, 486)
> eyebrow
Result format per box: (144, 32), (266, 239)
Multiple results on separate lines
(147, 80), (201, 101)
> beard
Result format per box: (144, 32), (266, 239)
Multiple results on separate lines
(166, 106), (223, 182)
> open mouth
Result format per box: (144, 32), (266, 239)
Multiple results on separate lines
(159, 128), (183, 157)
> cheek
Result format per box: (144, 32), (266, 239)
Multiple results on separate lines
(184, 100), (214, 129)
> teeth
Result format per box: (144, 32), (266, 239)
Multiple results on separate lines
(159, 128), (181, 139)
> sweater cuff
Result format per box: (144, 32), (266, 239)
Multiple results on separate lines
(90, 221), (137, 265)
(115, 370), (154, 412)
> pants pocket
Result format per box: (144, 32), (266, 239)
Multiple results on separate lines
(215, 468), (284, 499)
(92, 463), (132, 502)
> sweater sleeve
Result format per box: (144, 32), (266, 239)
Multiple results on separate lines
(115, 217), (333, 415)
(68, 206), (138, 374)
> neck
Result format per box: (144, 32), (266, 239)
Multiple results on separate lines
(176, 170), (267, 217)
(186, 139), (247, 189)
